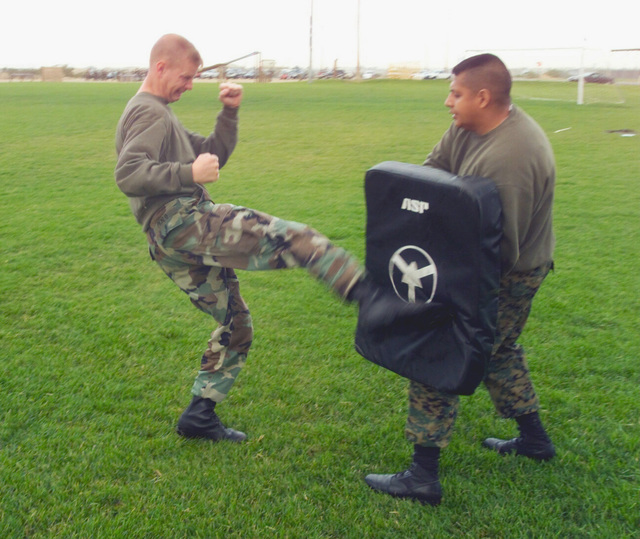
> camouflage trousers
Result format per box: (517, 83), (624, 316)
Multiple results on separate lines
(405, 262), (552, 448)
(146, 196), (363, 402)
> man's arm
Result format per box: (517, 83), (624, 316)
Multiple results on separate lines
(423, 125), (454, 171)
(115, 102), (195, 197)
(186, 83), (242, 172)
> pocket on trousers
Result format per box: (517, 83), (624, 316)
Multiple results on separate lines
(158, 213), (184, 242)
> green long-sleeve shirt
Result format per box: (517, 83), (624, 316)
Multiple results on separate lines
(424, 106), (555, 274)
(115, 91), (238, 231)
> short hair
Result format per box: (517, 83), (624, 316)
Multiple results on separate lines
(452, 53), (512, 107)
(150, 34), (202, 69)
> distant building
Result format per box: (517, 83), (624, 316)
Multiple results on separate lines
(388, 64), (421, 80)
(41, 67), (65, 82)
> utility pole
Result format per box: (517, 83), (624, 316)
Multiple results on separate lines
(308, 0), (314, 83)
(356, 0), (361, 80)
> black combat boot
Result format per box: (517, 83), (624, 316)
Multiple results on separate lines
(483, 412), (555, 460)
(349, 277), (452, 329)
(176, 396), (247, 442)
(365, 463), (442, 506)
(364, 446), (442, 506)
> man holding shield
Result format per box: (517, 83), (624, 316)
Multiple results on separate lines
(365, 54), (556, 506)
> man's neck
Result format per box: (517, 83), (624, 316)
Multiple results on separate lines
(476, 105), (512, 136)
(138, 78), (155, 95)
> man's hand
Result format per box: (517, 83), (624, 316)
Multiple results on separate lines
(192, 153), (219, 184)
(219, 82), (243, 108)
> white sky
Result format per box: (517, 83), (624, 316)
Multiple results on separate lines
(2, 0), (638, 70)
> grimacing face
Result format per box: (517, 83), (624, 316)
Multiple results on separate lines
(159, 58), (199, 103)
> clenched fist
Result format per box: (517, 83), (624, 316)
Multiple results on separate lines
(219, 82), (243, 108)
(192, 153), (220, 184)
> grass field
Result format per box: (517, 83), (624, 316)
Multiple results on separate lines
(1, 79), (638, 537)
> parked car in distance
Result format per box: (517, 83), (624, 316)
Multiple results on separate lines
(411, 70), (452, 80)
(411, 70), (432, 80)
(568, 72), (615, 84)
(199, 69), (219, 79)
(317, 69), (353, 79)
(431, 70), (452, 80)
(280, 67), (308, 80)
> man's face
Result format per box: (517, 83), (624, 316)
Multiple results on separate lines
(158, 58), (199, 103)
(444, 73), (482, 132)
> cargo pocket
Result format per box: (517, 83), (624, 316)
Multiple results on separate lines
(156, 214), (186, 253)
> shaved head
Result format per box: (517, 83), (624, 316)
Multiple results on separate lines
(149, 34), (202, 69)
(452, 54), (511, 108)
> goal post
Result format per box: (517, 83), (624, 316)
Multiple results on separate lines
(463, 47), (639, 105)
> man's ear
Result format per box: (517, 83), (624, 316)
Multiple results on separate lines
(155, 60), (167, 76)
(477, 88), (491, 109)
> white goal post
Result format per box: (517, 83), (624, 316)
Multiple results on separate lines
(463, 47), (639, 105)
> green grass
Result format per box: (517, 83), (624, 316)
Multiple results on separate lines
(1, 79), (638, 537)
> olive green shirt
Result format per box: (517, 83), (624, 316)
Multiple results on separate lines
(424, 106), (555, 273)
(115, 92), (238, 231)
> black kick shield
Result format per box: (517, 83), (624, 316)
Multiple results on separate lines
(355, 162), (503, 395)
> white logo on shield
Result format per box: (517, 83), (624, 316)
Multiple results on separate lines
(388, 246), (438, 303)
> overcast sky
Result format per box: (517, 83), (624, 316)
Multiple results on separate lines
(2, 0), (637, 70)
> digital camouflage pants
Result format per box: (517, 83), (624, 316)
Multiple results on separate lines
(146, 196), (364, 402)
(405, 262), (553, 448)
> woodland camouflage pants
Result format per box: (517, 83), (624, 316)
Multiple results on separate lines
(405, 262), (553, 447)
(146, 196), (363, 402)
